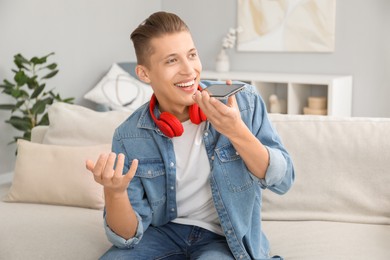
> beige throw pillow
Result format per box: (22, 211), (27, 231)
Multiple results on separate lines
(4, 140), (110, 209)
(42, 102), (130, 146)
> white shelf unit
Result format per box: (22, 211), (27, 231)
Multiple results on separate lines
(201, 70), (353, 116)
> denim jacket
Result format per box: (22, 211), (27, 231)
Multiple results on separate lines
(105, 81), (295, 260)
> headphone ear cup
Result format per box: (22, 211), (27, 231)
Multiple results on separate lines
(159, 112), (184, 137)
(189, 104), (207, 124)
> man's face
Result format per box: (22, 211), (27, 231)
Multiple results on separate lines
(138, 31), (202, 117)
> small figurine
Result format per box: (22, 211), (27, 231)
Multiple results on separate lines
(269, 94), (287, 114)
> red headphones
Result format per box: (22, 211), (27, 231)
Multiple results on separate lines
(149, 94), (207, 138)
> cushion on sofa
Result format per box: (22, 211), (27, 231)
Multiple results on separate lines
(263, 220), (390, 259)
(263, 114), (390, 225)
(0, 180), (111, 259)
(83, 63), (153, 112)
(42, 102), (130, 146)
(4, 140), (109, 209)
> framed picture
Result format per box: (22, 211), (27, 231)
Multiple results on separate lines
(237, 0), (336, 52)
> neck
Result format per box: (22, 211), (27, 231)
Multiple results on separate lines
(159, 103), (189, 122)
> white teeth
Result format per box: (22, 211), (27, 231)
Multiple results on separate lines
(175, 80), (195, 88)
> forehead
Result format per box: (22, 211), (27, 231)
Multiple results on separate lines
(149, 31), (195, 58)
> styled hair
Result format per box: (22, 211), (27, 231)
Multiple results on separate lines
(130, 11), (190, 67)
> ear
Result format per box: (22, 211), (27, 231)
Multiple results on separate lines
(135, 65), (151, 84)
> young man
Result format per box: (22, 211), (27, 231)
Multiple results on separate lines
(86, 11), (294, 260)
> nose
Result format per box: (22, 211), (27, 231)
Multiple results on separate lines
(180, 58), (193, 75)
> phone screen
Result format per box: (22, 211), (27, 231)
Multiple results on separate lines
(204, 84), (245, 99)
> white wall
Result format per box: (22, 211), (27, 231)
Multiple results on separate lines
(0, 0), (161, 173)
(1, 0), (389, 174)
(162, 0), (390, 117)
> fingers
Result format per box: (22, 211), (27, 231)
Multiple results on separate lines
(85, 159), (95, 172)
(101, 153), (116, 182)
(193, 89), (215, 111)
(202, 90), (233, 115)
(227, 94), (237, 108)
(124, 159), (139, 182)
(94, 153), (109, 171)
(112, 153), (125, 184)
(86, 152), (138, 184)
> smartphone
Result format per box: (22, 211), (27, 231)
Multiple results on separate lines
(204, 83), (245, 99)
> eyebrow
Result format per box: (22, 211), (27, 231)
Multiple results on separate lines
(162, 48), (197, 60)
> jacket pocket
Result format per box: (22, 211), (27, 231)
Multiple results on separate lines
(135, 158), (166, 208)
(215, 143), (254, 193)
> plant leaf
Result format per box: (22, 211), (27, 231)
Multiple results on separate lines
(31, 84), (45, 98)
(12, 100), (25, 112)
(26, 76), (39, 89)
(30, 52), (54, 65)
(45, 63), (57, 70)
(31, 100), (47, 115)
(0, 104), (16, 110)
(2, 87), (13, 95)
(41, 70), (58, 79)
(3, 79), (15, 87)
(30, 56), (46, 65)
(8, 138), (18, 145)
(14, 70), (28, 86)
(23, 131), (31, 141)
(38, 113), (50, 126)
(31, 97), (52, 115)
(11, 88), (23, 98)
(14, 53), (30, 70)
(6, 116), (32, 131)
(62, 97), (75, 103)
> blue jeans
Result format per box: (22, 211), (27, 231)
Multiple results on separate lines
(100, 222), (234, 259)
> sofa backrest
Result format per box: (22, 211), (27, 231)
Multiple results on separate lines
(263, 114), (390, 225)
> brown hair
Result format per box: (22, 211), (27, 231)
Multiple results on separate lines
(130, 11), (190, 67)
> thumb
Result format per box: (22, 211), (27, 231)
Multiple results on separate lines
(227, 95), (237, 108)
(124, 159), (139, 181)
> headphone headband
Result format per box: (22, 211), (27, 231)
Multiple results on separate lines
(149, 93), (206, 137)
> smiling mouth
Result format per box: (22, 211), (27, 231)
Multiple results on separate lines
(174, 78), (196, 88)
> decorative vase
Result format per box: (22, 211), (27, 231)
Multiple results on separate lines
(215, 49), (230, 72)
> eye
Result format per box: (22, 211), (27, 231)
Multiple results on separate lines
(189, 52), (198, 59)
(166, 58), (177, 64)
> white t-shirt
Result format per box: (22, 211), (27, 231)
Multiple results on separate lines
(171, 120), (223, 236)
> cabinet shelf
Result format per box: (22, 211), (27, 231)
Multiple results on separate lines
(201, 70), (353, 116)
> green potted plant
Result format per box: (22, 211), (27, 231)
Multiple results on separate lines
(0, 52), (74, 144)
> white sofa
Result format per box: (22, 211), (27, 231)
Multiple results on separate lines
(1, 102), (390, 260)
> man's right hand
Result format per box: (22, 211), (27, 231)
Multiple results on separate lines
(86, 153), (138, 194)
(86, 153), (139, 239)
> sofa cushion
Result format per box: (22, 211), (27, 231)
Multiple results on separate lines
(0, 180), (111, 260)
(4, 140), (109, 209)
(263, 220), (390, 260)
(264, 114), (390, 225)
(42, 102), (130, 146)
